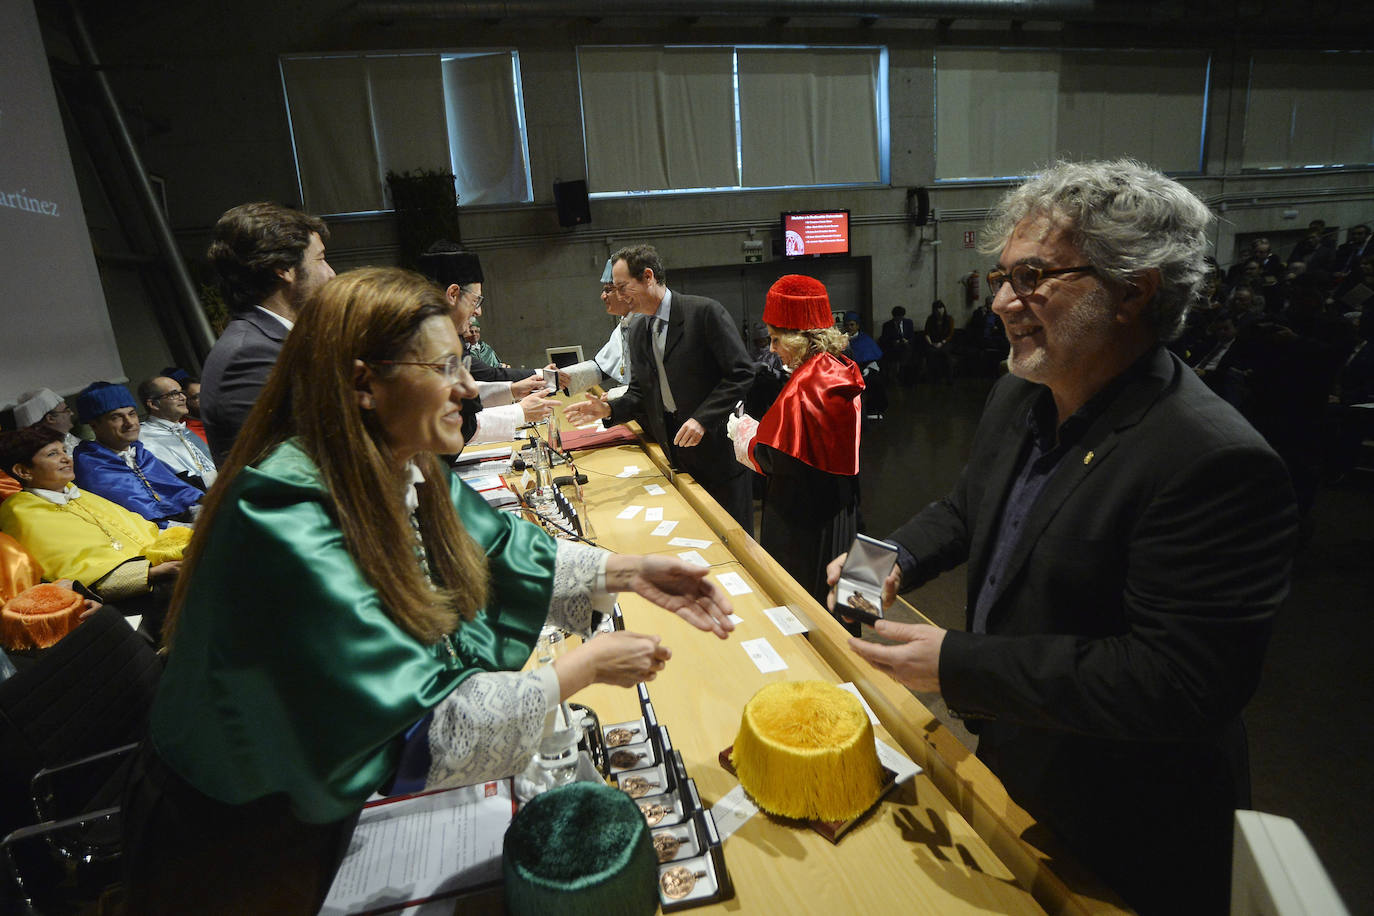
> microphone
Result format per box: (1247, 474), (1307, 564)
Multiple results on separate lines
(553, 473), (588, 488)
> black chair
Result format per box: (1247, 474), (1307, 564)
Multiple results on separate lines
(0, 606), (161, 913)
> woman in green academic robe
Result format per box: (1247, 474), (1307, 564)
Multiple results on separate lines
(121, 267), (735, 914)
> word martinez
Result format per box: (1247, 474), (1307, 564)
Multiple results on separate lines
(2, 188), (60, 217)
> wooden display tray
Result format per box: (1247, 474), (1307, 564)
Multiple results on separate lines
(718, 745), (898, 844)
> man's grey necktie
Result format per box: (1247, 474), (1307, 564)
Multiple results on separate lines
(652, 317), (677, 413)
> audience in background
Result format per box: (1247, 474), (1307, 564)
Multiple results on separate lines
(921, 300), (955, 384)
(13, 388), (82, 453)
(463, 321), (504, 369)
(842, 311), (886, 420)
(0, 426), (186, 629)
(878, 305), (917, 386)
(137, 376), (217, 491)
(71, 382), (201, 527)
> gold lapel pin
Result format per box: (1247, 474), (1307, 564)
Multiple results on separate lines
(1083, 450), (1094, 465)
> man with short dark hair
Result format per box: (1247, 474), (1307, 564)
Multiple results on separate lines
(138, 376), (216, 490)
(834, 159), (1298, 914)
(565, 244), (756, 528)
(201, 202), (335, 462)
(72, 382), (201, 527)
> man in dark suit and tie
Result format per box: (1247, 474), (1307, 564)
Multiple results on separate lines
(832, 160), (1298, 915)
(565, 244), (755, 529)
(200, 202), (334, 463)
(879, 305), (917, 385)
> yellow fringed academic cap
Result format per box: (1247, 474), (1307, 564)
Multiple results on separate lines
(731, 680), (885, 822)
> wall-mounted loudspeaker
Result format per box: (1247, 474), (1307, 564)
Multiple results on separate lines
(908, 186), (930, 227)
(554, 179), (591, 227)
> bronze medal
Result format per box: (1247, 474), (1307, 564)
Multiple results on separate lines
(605, 726), (638, 747)
(621, 776), (659, 798)
(639, 802), (669, 826)
(652, 832), (682, 863)
(659, 866), (705, 900)
(609, 749), (646, 768)
(849, 592), (878, 615)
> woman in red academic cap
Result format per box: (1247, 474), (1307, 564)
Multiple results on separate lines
(728, 275), (864, 610)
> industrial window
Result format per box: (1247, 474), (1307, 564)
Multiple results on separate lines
(578, 45), (888, 195)
(935, 48), (1210, 181)
(1243, 50), (1374, 170)
(280, 50), (532, 215)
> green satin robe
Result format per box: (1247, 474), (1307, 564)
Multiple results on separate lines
(149, 440), (557, 823)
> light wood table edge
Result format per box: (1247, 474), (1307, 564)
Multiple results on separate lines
(618, 431), (1131, 916)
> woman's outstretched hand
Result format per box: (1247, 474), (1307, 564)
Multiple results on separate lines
(605, 554), (735, 639)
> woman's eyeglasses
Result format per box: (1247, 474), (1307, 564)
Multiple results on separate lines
(369, 354), (473, 386)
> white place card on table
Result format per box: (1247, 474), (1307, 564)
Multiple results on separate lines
(668, 537), (711, 549)
(644, 507), (664, 522)
(728, 614), (744, 626)
(762, 605), (809, 636)
(710, 785), (759, 841)
(650, 520), (679, 536)
(874, 738), (923, 784)
(741, 637), (787, 673)
(715, 572), (752, 596)
(643, 483), (667, 495)
(677, 550), (710, 568)
(616, 465), (641, 478)
(615, 505), (644, 520)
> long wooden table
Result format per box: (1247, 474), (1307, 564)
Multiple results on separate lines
(513, 409), (1133, 916)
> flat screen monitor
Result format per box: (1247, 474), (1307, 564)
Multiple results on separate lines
(781, 209), (850, 259)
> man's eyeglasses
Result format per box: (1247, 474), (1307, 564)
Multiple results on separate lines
(461, 288), (485, 311)
(369, 354), (473, 386)
(987, 263), (1097, 298)
(150, 390), (186, 401)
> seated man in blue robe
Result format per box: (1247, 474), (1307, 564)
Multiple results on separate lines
(72, 382), (201, 528)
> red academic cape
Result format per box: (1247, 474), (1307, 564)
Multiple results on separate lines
(748, 352), (863, 477)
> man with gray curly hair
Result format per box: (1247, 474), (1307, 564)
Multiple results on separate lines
(833, 160), (1298, 913)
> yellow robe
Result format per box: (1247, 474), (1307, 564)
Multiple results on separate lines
(0, 487), (186, 599)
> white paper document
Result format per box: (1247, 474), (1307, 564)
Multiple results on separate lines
(710, 784), (759, 841)
(650, 520), (679, 536)
(677, 550), (710, 568)
(762, 605), (809, 637)
(874, 738), (923, 784)
(320, 781), (515, 915)
(616, 465), (641, 478)
(667, 537), (711, 549)
(615, 505), (644, 520)
(643, 483), (667, 495)
(715, 572), (752, 596)
(741, 637), (787, 673)
(728, 614), (744, 626)
(644, 507), (664, 522)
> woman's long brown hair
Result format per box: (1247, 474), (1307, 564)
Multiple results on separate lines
(162, 267), (489, 649)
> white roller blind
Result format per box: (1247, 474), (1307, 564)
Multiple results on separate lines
(579, 47), (737, 192)
(1244, 50), (1374, 169)
(281, 56), (380, 214)
(738, 48), (883, 187)
(369, 55), (450, 189)
(937, 49), (1209, 180)
(281, 51), (531, 213)
(442, 53), (531, 206)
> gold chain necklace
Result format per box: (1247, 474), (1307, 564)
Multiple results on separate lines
(57, 499), (137, 551)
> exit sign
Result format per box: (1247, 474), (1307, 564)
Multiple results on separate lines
(745, 253), (762, 263)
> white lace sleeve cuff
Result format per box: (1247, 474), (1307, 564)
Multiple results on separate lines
(549, 540), (615, 634)
(424, 667), (560, 791)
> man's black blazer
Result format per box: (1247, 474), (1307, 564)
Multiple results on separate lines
(890, 346), (1298, 912)
(604, 292), (754, 486)
(201, 308), (289, 464)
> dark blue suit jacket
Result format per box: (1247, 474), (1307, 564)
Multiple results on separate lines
(201, 309), (288, 464)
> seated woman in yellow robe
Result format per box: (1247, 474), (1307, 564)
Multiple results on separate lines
(0, 427), (186, 610)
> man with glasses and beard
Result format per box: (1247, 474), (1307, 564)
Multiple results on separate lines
(201, 202), (336, 463)
(831, 160), (1298, 915)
